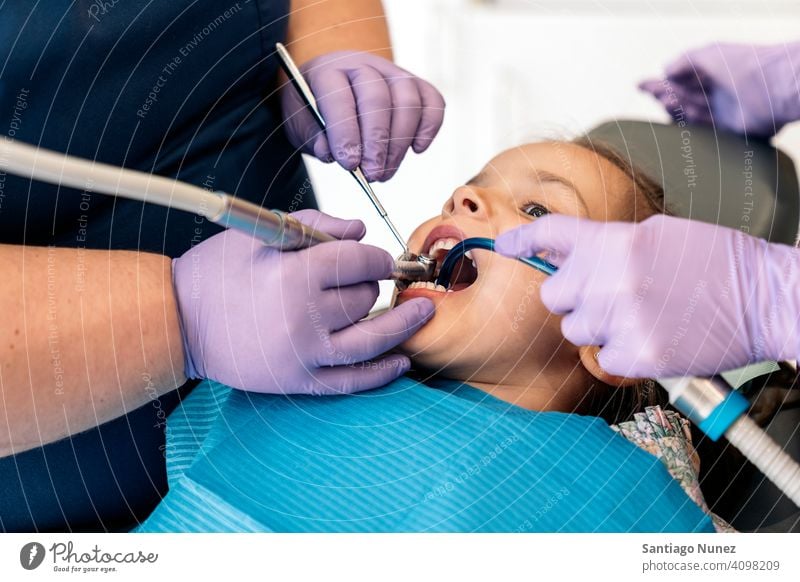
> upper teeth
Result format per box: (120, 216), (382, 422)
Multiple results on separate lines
(428, 237), (460, 255)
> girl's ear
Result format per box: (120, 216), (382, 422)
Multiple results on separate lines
(578, 345), (641, 388)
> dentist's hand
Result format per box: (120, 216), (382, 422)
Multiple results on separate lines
(172, 209), (434, 394)
(281, 50), (446, 182)
(640, 42), (800, 137)
(495, 214), (800, 379)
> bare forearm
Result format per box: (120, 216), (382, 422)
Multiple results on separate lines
(0, 244), (185, 456)
(287, 0), (392, 64)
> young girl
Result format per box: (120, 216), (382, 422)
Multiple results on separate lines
(395, 139), (668, 423)
(136, 139), (731, 533)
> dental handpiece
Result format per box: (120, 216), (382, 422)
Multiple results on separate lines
(393, 252), (437, 288)
(0, 138), (434, 283)
(275, 42), (409, 253)
(225, 198), (436, 283)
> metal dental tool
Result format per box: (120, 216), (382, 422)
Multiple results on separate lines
(275, 42), (409, 254)
(392, 252), (436, 290)
(0, 139), (435, 283)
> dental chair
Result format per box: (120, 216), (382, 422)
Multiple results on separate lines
(587, 120), (800, 532)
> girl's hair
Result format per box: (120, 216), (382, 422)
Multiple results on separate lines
(570, 136), (671, 424)
(573, 137), (671, 219)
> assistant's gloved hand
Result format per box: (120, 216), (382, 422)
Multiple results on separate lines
(640, 42), (800, 137)
(172, 209), (434, 394)
(281, 50), (445, 182)
(495, 214), (800, 379)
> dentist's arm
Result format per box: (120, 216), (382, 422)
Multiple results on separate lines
(0, 244), (186, 457)
(640, 42), (800, 137)
(285, 0), (393, 64)
(281, 0), (446, 182)
(495, 214), (800, 379)
(1, 210), (433, 456)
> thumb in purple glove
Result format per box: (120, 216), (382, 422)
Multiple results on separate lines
(173, 209), (435, 395)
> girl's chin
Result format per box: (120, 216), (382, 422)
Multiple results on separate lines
(397, 330), (441, 365)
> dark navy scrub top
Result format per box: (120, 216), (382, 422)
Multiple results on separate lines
(0, 0), (315, 531)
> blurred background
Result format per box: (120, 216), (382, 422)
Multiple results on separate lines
(306, 0), (800, 305)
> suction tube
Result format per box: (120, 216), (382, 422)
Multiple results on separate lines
(435, 237), (557, 288)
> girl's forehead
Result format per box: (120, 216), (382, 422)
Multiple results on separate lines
(483, 142), (603, 175)
(479, 142), (635, 220)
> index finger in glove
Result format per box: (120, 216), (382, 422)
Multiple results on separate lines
(307, 240), (395, 289)
(494, 214), (585, 262)
(290, 209), (366, 241)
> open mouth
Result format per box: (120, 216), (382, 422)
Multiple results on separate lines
(403, 225), (479, 294)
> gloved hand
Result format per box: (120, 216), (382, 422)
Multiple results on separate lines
(640, 42), (800, 137)
(495, 213), (800, 379)
(281, 50), (446, 182)
(172, 209), (434, 394)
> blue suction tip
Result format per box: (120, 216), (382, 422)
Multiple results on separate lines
(435, 237), (557, 288)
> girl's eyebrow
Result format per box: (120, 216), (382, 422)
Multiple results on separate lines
(529, 170), (589, 213)
(464, 169), (589, 214)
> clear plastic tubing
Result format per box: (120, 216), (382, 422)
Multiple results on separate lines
(726, 415), (800, 506)
(659, 375), (800, 508)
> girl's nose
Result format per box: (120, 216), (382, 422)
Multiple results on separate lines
(442, 186), (490, 219)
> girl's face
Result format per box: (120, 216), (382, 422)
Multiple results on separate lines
(395, 142), (640, 406)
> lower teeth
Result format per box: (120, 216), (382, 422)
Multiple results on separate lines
(407, 281), (449, 292)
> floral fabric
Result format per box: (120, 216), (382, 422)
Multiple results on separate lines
(612, 406), (735, 533)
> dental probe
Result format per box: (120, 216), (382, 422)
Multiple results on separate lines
(436, 237), (800, 506)
(275, 42), (409, 254)
(0, 138), (435, 281)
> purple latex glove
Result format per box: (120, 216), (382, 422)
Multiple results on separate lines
(172, 209), (434, 394)
(495, 213), (800, 379)
(281, 50), (446, 182)
(640, 42), (800, 137)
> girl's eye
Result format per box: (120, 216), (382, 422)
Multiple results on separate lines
(521, 202), (550, 218)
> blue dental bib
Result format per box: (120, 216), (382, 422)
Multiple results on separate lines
(138, 378), (714, 532)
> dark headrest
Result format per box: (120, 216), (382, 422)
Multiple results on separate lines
(586, 121), (800, 245)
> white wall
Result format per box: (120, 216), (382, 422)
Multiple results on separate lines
(306, 0), (800, 306)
